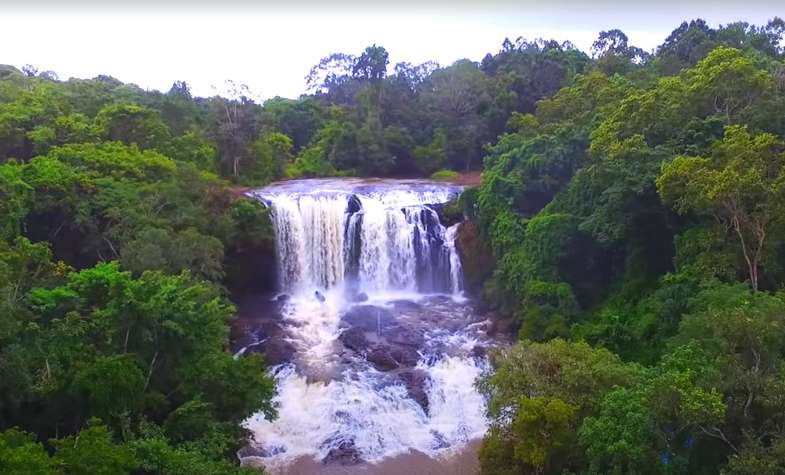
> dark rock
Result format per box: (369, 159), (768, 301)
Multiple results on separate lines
(339, 327), (369, 353)
(314, 290), (326, 302)
(433, 199), (463, 227)
(238, 443), (286, 458)
(322, 440), (361, 465)
(352, 291), (368, 302)
(389, 345), (420, 367)
(346, 194), (363, 214)
(385, 327), (425, 348)
(430, 430), (451, 450)
(456, 221), (494, 295)
(471, 345), (487, 358)
(342, 305), (395, 334)
(276, 293), (291, 303)
(253, 338), (296, 366)
(390, 299), (421, 312)
(367, 346), (399, 371)
(399, 370), (430, 414)
(488, 315), (519, 337)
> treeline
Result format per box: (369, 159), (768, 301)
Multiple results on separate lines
(471, 18), (785, 475)
(0, 34), (592, 181)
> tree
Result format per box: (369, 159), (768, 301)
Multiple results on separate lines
(580, 344), (726, 474)
(479, 339), (638, 474)
(352, 44), (389, 81)
(658, 126), (785, 291)
(52, 420), (137, 474)
(95, 103), (171, 150)
(0, 429), (59, 475)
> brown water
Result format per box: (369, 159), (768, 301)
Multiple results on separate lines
(244, 440), (481, 475)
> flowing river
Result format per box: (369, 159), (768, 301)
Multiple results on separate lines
(232, 179), (498, 474)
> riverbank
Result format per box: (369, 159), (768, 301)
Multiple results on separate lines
(244, 440), (481, 475)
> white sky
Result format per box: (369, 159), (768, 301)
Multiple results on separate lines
(1, 3), (779, 100)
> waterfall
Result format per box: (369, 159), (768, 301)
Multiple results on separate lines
(257, 181), (463, 297)
(241, 179), (488, 470)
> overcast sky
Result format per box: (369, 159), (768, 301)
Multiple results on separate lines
(1, 1), (780, 100)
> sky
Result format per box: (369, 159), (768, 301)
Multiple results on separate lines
(1, 1), (780, 100)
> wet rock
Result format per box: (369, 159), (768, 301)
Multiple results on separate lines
(339, 327), (369, 353)
(385, 327), (425, 348)
(231, 332), (258, 352)
(352, 291), (368, 302)
(430, 430), (451, 450)
(367, 346), (399, 371)
(252, 338), (296, 366)
(399, 369), (430, 414)
(456, 221), (494, 295)
(488, 315), (519, 337)
(433, 199), (463, 227)
(390, 299), (421, 312)
(342, 305), (395, 333)
(346, 194), (362, 214)
(238, 444), (285, 458)
(322, 440), (361, 465)
(254, 320), (285, 339)
(276, 293), (291, 303)
(389, 345), (420, 367)
(471, 345), (487, 358)
(314, 290), (326, 302)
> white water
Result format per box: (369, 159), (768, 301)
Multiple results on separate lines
(242, 179), (490, 469)
(255, 179), (463, 295)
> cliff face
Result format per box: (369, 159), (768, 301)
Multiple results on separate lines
(455, 220), (494, 296)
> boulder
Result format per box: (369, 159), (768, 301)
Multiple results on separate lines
(389, 345), (420, 367)
(351, 291), (369, 302)
(399, 370), (430, 414)
(339, 327), (369, 353)
(341, 305), (395, 334)
(385, 327), (425, 348)
(238, 443), (286, 458)
(367, 346), (399, 371)
(252, 338), (295, 366)
(390, 299), (421, 312)
(471, 345), (487, 359)
(322, 440), (361, 465)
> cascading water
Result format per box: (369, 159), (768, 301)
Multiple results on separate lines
(258, 180), (462, 296)
(238, 179), (492, 473)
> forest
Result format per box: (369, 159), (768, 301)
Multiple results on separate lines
(1, 16), (785, 475)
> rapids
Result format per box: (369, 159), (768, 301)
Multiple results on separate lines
(235, 178), (496, 473)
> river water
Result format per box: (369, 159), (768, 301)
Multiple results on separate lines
(233, 179), (497, 474)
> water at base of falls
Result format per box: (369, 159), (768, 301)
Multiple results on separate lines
(237, 179), (496, 472)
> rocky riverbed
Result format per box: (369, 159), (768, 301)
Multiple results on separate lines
(231, 290), (499, 471)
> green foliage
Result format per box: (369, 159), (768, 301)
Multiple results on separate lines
(479, 339), (638, 474)
(52, 420), (137, 474)
(580, 344), (726, 474)
(473, 19), (785, 475)
(658, 125), (785, 290)
(415, 129), (448, 174)
(95, 103), (171, 150)
(430, 168), (458, 181)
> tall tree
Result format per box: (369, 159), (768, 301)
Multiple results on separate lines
(658, 126), (785, 291)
